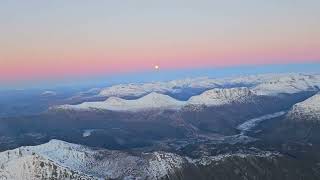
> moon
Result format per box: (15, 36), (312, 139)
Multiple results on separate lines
(154, 65), (160, 70)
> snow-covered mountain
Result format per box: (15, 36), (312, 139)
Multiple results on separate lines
(97, 73), (320, 98)
(54, 73), (320, 112)
(0, 139), (187, 180)
(187, 87), (254, 106)
(0, 139), (283, 180)
(98, 77), (219, 97)
(287, 93), (320, 121)
(252, 74), (320, 96)
(55, 88), (257, 112)
(57, 92), (186, 111)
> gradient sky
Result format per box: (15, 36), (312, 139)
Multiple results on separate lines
(1, 0), (320, 84)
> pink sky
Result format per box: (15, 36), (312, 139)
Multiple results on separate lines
(1, 1), (320, 82)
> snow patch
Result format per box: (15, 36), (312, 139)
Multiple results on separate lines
(82, 129), (96, 137)
(237, 111), (287, 132)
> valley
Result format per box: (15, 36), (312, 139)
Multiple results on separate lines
(1, 73), (320, 179)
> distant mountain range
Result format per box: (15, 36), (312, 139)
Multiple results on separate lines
(55, 87), (255, 112)
(55, 73), (320, 112)
(97, 73), (320, 98)
(1, 73), (320, 180)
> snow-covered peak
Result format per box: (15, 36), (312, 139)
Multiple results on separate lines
(0, 140), (186, 179)
(139, 92), (181, 104)
(41, 90), (57, 96)
(55, 73), (320, 112)
(55, 88), (256, 112)
(288, 93), (320, 120)
(97, 73), (320, 98)
(188, 87), (254, 106)
(0, 139), (94, 180)
(122, 92), (186, 110)
(252, 74), (320, 96)
(98, 77), (218, 98)
(57, 92), (186, 112)
(31, 139), (89, 153)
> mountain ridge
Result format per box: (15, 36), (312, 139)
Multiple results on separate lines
(55, 87), (257, 112)
(0, 139), (283, 180)
(287, 93), (320, 121)
(55, 73), (320, 112)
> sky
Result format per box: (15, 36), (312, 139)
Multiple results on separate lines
(0, 0), (320, 86)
